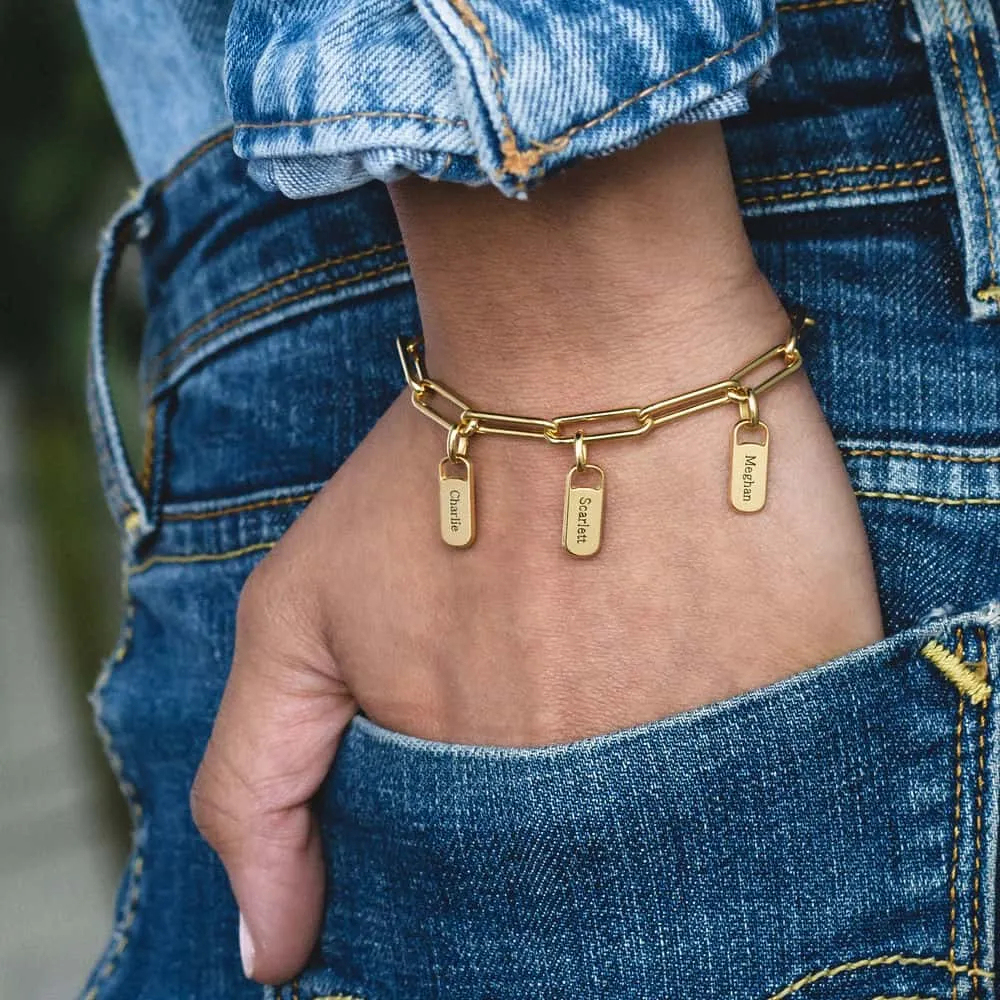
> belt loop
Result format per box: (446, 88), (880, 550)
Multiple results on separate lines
(86, 186), (158, 545)
(911, 0), (1000, 320)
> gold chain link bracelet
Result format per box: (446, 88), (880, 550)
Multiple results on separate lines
(397, 313), (812, 557)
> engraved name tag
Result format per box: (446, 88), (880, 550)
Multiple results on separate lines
(730, 420), (769, 513)
(439, 457), (475, 547)
(563, 465), (605, 557)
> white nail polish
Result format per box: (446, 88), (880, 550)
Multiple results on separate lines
(238, 911), (256, 978)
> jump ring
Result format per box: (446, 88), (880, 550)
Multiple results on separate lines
(574, 432), (588, 471)
(447, 424), (469, 461)
(740, 388), (760, 426)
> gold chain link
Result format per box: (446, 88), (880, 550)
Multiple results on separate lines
(397, 313), (809, 449)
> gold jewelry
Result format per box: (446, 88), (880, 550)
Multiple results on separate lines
(397, 313), (811, 556)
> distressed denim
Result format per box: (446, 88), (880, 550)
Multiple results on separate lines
(81, 0), (1000, 997)
(76, 0), (776, 195)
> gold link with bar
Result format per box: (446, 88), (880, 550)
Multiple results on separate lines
(398, 312), (810, 555)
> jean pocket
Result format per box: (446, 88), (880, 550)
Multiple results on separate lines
(277, 602), (1000, 1000)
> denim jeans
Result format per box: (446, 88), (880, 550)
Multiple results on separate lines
(82, 0), (1000, 997)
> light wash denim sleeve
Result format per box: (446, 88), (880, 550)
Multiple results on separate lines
(226, 0), (778, 198)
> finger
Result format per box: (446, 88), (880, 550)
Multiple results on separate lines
(191, 558), (355, 984)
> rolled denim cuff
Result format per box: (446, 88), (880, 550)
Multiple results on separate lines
(226, 0), (777, 198)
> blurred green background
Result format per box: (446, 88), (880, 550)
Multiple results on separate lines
(1, 0), (138, 873)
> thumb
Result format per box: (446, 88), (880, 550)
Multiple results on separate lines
(191, 558), (356, 984)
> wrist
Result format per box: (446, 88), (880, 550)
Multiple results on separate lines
(389, 121), (784, 411)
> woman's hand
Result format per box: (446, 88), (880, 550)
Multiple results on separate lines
(190, 122), (884, 983)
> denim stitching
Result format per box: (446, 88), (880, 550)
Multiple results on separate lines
(855, 490), (1000, 505)
(923, 638), (993, 705)
(154, 260), (411, 388)
(446, 0), (524, 176)
(845, 447), (1000, 463)
(157, 130), (234, 191)
(737, 157), (946, 185)
(971, 627), (990, 1000)
(767, 956), (991, 1000)
(128, 541), (275, 577)
(150, 243), (405, 367)
(501, 19), (776, 178)
(949, 689), (965, 1000)
(739, 175), (949, 205)
(936, 0), (1000, 284)
(234, 110), (468, 131)
(955, 0), (1000, 164)
(229, 17), (772, 183)
(161, 491), (318, 522)
(777, 0), (886, 10)
(81, 601), (144, 999)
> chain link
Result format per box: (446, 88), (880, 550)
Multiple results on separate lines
(398, 313), (809, 449)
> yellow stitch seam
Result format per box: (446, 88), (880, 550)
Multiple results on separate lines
(950, 693), (965, 1000)
(922, 640), (993, 706)
(504, 19), (776, 178)
(151, 243), (405, 367)
(956, 0), (1000, 166)
(155, 260), (411, 387)
(937, 0), (999, 281)
(738, 156), (946, 186)
(128, 541), (275, 577)
(161, 491), (318, 522)
(234, 110), (468, 131)
(844, 447), (1000, 463)
(739, 174), (948, 205)
(447, 0), (520, 167)
(778, 0), (885, 10)
(156, 129), (234, 191)
(766, 956), (991, 1000)
(971, 629), (990, 1000)
(855, 490), (1000, 505)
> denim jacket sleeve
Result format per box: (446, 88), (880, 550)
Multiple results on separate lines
(226, 0), (778, 198)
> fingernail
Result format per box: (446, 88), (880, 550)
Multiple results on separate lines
(238, 911), (256, 978)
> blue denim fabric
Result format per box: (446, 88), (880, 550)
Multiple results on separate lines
(75, 0), (775, 194)
(81, 0), (1000, 998)
(226, 0), (776, 196)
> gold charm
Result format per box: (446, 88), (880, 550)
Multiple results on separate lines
(439, 456), (476, 547)
(563, 464), (605, 556)
(730, 420), (769, 513)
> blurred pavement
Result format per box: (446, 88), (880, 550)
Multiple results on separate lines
(0, 374), (120, 999)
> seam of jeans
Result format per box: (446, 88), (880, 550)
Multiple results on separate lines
(162, 491), (318, 522)
(234, 110), (469, 132)
(150, 243), (405, 368)
(845, 448), (1000, 463)
(516, 19), (775, 178)
(855, 490), (1000, 504)
(739, 174), (949, 205)
(737, 157), (947, 186)
(936, 0), (1000, 284)
(152, 260), (411, 389)
(157, 130), (234, 192)
(81, 601), (144, 1000)
(970, 627), (990, 1000)
(128, 541), (275, 577)
(949, 693), (965, 1000)
(767, 956), (991, 1000)
(446, 0), (521, 164)
(956, 0), (1000, 170)
(776, 0), (885, 11)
